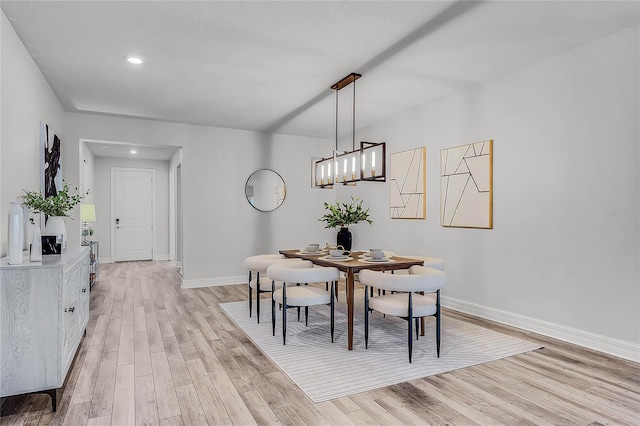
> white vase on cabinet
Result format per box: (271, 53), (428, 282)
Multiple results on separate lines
(8, 202), (24, 264)
(44, 216), (67, 250)
(30, 225), (43, 262)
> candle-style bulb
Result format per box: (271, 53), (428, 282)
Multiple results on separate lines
(371, 151), (376, 177)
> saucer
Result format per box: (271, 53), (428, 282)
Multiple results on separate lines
(321, 255), (353, 261)
(360, 258), (394, 263)
(296, 250), (325, 255)
(360, 254), (386, 260)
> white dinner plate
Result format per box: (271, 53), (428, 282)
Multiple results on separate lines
(360, 258), (395, 263)
(320, 255), (354, 261)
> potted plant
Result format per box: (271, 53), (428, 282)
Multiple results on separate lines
(20, 180), (87, 249)
(318, 196), (372, 251)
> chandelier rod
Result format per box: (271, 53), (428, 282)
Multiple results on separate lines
(352, 77), (356, 152)
(335, 83), (339, 151)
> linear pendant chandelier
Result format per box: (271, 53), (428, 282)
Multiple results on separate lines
(313, 72), (386, 188)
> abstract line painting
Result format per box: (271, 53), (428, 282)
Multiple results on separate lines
(440, 140), (493, 228)
(40, 121), (62, 198)
(390, 147), (426, 219)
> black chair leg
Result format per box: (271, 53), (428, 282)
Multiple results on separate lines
(271, 283), (276, 336)
(330, 281), (335, 342)
(248, 271), (253, 317)
(305, 306), (309, 326)
(282, 284), (287, 344)
(436, 290), (441, 358)
(408, 293), (413, 363)
(256, 290), (261, 324)
(415, 318), (420, 340)
(297, 307), (301, 322)
(364, 286), (369, 349)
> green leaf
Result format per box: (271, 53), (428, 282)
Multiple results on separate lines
(318, 196), (372, 229)
(19, 180), (88, 218)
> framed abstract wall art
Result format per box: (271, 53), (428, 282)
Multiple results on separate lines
(40, 121), (62, 198)
(389, 146), (426, 219)
(440, 139), (493, 228)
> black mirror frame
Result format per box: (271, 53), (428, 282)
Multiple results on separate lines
(244, 169), (287, 212)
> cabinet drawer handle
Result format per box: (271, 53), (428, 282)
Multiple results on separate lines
(81, 288), (87, 293)
(65, 306), (75, 313)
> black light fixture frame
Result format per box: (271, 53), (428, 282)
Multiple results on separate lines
(313, 72), (386, 188)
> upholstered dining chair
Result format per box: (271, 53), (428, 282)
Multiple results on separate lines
(267, 260), (340, 345)
(244, 254), (286, 323)
(359, 265), (446, 362)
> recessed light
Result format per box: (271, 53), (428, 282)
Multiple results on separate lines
(130, 150), (137, 154)
(126, 56), (143, 65)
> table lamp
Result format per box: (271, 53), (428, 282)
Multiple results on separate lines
(80, 204), (96, 245)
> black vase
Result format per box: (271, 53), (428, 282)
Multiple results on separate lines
(336, 227), (352, 251)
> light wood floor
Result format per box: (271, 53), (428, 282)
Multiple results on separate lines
(1, 261), (639, 425)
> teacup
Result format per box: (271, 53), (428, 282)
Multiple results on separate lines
(305, 244), (320, 252)
(370, 250), (384, 259)
(329, 249), (345, 258)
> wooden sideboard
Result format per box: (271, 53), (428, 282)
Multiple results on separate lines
(0, 247), (90, 411)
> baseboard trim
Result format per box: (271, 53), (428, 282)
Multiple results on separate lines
(182, 275), (245, 289)
(154, 254), (170, 261)
(442, 296), (640, 363)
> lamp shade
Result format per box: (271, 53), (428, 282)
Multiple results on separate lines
(80, 204), (96, 222)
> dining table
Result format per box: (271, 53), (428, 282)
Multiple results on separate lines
(279, 249), (424, 350)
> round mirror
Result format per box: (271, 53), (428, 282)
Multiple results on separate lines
(245, 169), (286, 212)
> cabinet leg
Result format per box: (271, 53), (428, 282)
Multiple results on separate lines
(43, 389), (57, 412)
(84, 328), (87, 337)
(25, 389), (57, 412)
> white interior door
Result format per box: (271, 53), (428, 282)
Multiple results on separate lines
(112, 168), (154, 261)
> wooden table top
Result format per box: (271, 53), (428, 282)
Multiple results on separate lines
(279, 249), (424, 272)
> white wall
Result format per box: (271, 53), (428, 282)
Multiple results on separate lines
(79, 142), (95, 204)
(347, 25), (639, 357)
(0, 12), (65, 256)
(169, 148), (183, 262)
(63, 112), (335, 284)
(93, 157), (170, 262)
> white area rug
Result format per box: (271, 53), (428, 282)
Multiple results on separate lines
(220, 298), (542, 403)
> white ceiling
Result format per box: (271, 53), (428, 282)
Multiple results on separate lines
(3, 0), (639, 145)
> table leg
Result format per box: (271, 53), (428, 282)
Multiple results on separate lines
(347, 269), (355, 350)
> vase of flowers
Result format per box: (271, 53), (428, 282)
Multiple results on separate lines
(19, 180), (87, 251)
(318, 196), (372, 251)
